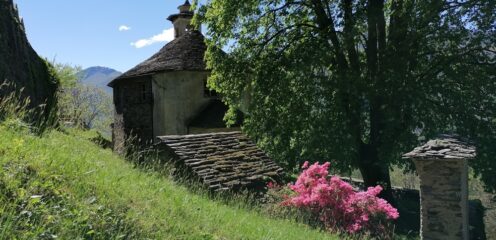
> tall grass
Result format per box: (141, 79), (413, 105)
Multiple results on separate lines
(0, 122), (340, 239)
(0, 81), (31, 121)
(0, 80), (58, 135)
(0, 85), (339, 240)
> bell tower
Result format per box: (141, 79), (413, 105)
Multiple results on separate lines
(167, 0), (197, 38)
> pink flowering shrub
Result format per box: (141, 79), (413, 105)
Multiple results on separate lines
(283, 161), (399, 236)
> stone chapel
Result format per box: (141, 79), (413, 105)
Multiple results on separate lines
(108, 1), (283, 191)
(109, 0), (238, 151)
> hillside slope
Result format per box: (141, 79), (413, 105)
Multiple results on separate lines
(0, 1), (57, 112)
(0, 121), (337, 240)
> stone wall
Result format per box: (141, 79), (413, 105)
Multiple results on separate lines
(113, 77), (154, 151)
(152, 71), (211, 136)
(112, 70), (235, 151)
(0, 0), (58, 117)
(414, 159), (469, 240)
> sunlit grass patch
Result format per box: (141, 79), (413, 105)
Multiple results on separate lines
(0, 121), (338, 239)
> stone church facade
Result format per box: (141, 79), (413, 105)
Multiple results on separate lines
(109, 1), (236, 151)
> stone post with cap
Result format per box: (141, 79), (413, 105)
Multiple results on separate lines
(403, 135), (476, 240)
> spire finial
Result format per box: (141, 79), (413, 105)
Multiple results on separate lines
(167, 0), (197, 38)
(178, 0), (192, 13)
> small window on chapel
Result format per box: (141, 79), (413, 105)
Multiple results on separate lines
(204, 79), (218, 98)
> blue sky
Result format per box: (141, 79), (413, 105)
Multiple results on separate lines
(15, 0), (195, 72)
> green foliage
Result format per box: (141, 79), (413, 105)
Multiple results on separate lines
(58, 84), (113, 134)
(49, 60), (113, 136)
(46, 59), (81, 88)
(0, 121), (339, 239)
(196, 0), (496, 192)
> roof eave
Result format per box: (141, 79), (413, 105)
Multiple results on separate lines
(167, 12), (194, 22)
(108, 73), (154, 87)
(108, 69), (210, 88)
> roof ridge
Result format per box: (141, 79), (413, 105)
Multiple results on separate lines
(109, 31), (206, 86)
(158, 131), (242, 139)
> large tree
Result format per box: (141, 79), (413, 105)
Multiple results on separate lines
(195, 0), (496, 200)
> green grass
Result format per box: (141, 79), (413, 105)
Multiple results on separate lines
(0, 119), (339, 240)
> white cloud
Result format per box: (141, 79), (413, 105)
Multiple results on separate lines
(131, 28), (175, 48)
(119, 25), (131, 31)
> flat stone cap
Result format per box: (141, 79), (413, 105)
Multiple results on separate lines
(403, 134), (476, 160)
(157, 131), (283, 191)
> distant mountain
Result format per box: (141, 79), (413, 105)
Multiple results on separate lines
(78, 66), (121, 93)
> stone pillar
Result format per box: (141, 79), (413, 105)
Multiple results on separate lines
(413, 158), (469, 240)
(403, 135), (475, 240)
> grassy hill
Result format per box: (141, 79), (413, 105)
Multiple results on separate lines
(0, 119), (338, 240)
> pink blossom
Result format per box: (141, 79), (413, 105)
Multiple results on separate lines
(302, 161), (310, 169)
(285, 161), (399, 235)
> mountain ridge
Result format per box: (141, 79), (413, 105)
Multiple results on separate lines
(78, 66), (121, 93)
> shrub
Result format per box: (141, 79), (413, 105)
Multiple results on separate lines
(282, 161), (399, 237)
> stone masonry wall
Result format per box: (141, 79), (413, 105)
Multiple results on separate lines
(152, 71), (210, 136)
(414, 159), (469, 240)
(113, 77), (153, 151)
(0, 0), (58, 116)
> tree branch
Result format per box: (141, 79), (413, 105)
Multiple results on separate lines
(257, 23), (318, 55)
(342, 0), (360, 72)
(310, 0), (349, 70)
(255, 1), (310, 22)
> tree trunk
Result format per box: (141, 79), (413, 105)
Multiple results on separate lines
(358, 143), (396, 206)
(361, 0), (396, 206)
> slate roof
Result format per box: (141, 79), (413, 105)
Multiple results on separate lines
(109, 30), (207, 86)
(167, 12), (193, 22)
(403, 134), (476, 160)
(157, 132), (283, 191)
